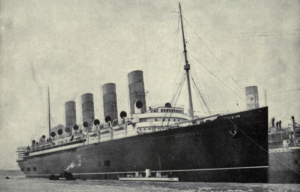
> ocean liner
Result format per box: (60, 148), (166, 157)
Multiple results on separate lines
(16, 4), (269, 182)
(268, 117), (300, 183)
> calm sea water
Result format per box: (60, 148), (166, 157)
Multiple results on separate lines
(0, 171), (299, 192)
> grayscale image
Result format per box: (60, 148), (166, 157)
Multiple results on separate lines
(0, 0), (299, 191)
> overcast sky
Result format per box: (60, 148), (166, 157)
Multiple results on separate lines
(0, 0), (299, 169)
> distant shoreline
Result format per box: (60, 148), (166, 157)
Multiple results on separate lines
(0, 169), (25, 177)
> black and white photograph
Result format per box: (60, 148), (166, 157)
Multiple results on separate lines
(0, 0), (299, 191)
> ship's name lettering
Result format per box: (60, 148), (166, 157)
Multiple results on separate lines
(175, 132), (201, 138)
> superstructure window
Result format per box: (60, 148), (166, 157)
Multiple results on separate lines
(27, 168), (30, 171)
(21, 168), (24, 171)
(33, 167), (37, 171)
(295, 160), (298, 164)
(104, 160), (110, 166)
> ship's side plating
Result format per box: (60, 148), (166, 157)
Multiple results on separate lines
(18, 106), (268, 182)
(75, 107), (268, 182)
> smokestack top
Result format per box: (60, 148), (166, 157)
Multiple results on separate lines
(245, 86), (259, 110)
(65, 101), (75, 110)
(102, 83), (116, 95)
(245, 86), (258, 94)
(81, 93), (93, 103)
(128, 70), (144, 85)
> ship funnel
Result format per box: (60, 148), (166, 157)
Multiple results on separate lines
(81, 93), (95, 128)
(245, 86), (259, 110)
(128, 70), (147, 114)
(102, 83), (118, 122)
(65, 101), (76, 136)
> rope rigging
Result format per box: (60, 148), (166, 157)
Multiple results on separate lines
(189, 53), (247, 103)
(182, 16), (245, 94)
(170, 15), (248, 115)
(229, 119), (300, 175)
(162, 73), (186, 127)
(170, 72), (186, 105)
(192, 83), (208, 116)
(167, 15), (182, 91)
(173, 75), (186, 110)
(191, 76), (211, 115)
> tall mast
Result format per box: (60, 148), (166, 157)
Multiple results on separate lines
(179, 3), (194, 119)
(292, 116), (296, 145)
(48, 87), (51, 137)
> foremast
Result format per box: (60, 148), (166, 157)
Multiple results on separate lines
(179, 3), (194, 119)
(48, 87), (51, 138)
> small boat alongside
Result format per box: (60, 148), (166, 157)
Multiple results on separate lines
(118, 169), (179, 182)
(49, 170), (76, 180)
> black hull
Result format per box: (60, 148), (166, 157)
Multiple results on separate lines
(18, 107), (269, 183)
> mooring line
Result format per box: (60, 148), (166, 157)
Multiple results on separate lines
(229, 119), (300, 175)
